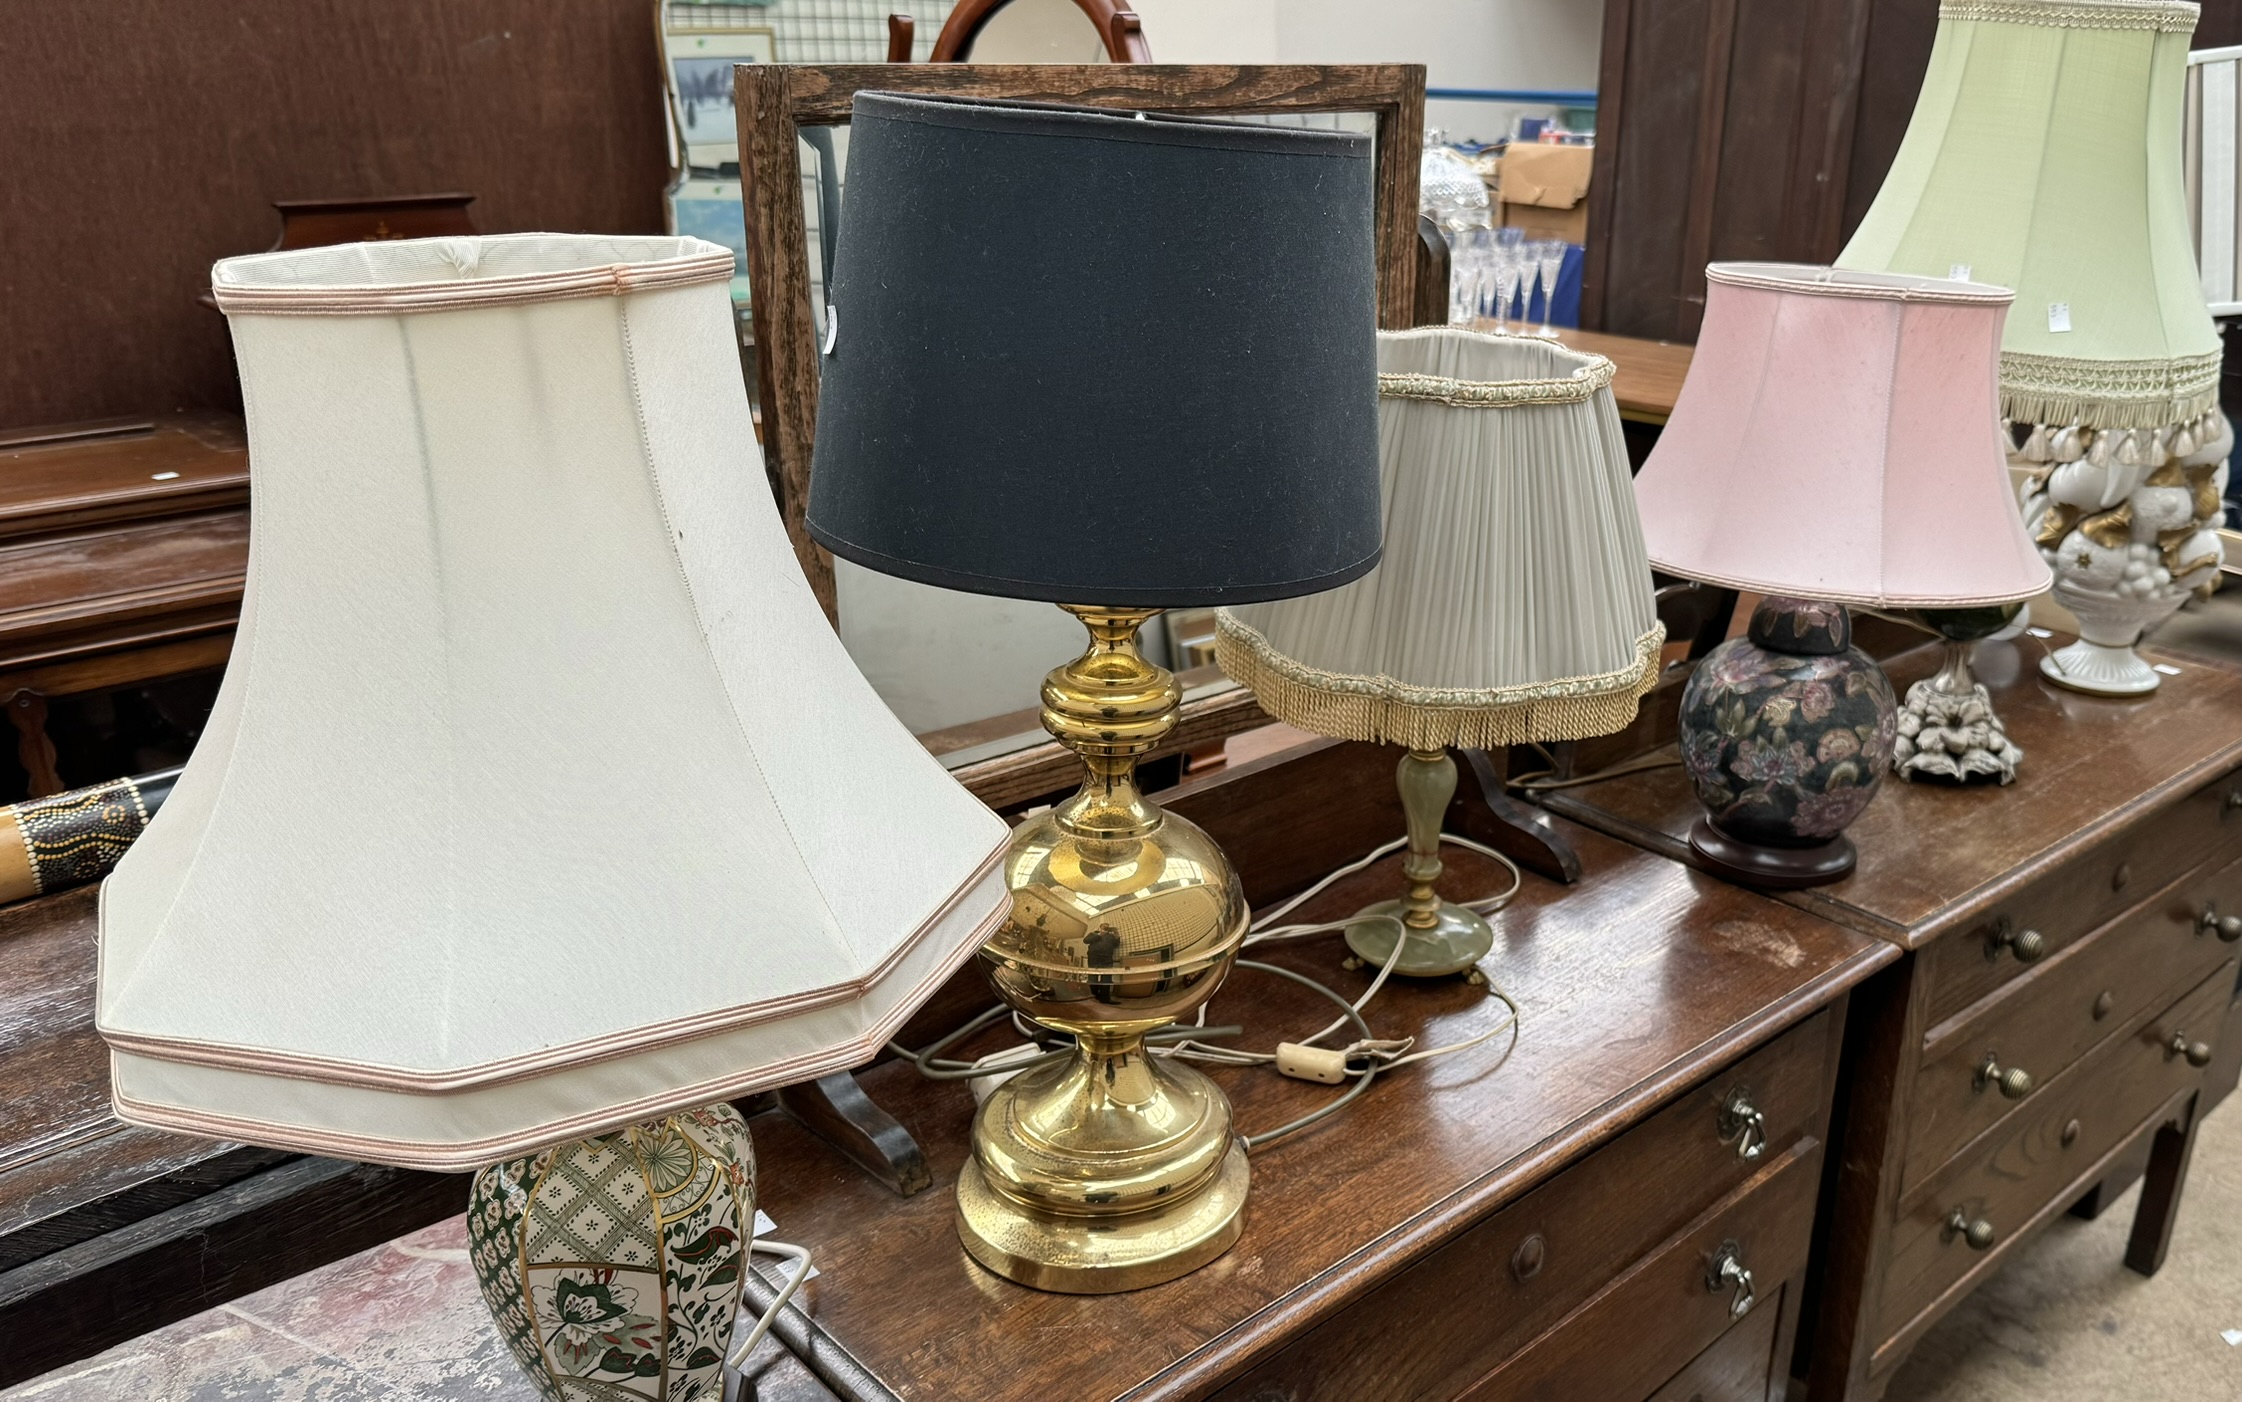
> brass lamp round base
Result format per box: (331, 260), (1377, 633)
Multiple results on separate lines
(1343, 898), (1493, 978)
(956, 1137), (1250, 1294)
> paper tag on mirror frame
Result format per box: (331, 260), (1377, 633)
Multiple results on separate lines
(1949, 263), (1972, 281)
(2048, 302), (2072, 333)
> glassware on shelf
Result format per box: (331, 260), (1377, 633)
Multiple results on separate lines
(1447, 226), (1491, 327)
(1535, 239), (1567, 338)
(1489, 228), (1525, 331)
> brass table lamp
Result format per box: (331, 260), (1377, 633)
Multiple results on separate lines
(1219, 329), (1663, 978)
(805, 93), (1383, 1291)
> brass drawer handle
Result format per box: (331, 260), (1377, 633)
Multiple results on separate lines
(1984, 917), (2046, 965)
(2199, 902), (2242, 944)
(1717, 1086), (1767, 1162)
(2166, 1030), (2213, 1068)
(1944, 1206), (1997, 1251)
(1975, 1052), (2033, 1100)
(1705, 1240), (1756, 1317)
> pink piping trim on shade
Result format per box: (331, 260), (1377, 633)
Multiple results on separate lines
(98, 839), (1008, 1093)
(211, 251), (737, 316)
(108, 893), (1003, 1172)
(1704, 262), (2015, 307)
(1645, 557), (2047, 610)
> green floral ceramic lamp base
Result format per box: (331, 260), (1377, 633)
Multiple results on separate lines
(468, 1103), (757, 1402)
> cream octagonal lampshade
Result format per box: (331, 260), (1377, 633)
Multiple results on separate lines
(96, 234), (1011, 1172)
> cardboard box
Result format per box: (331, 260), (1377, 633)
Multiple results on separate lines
(1497, 142), (1592, 245)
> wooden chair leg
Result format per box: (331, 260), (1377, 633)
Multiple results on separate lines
(2124, 1097), (2201, 1276)
(5, 690), (62, 798)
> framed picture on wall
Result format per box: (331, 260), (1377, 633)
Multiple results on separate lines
(661, 19), (777, 167)
(669, 175), (751, 307)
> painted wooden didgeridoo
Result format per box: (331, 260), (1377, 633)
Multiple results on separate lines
(0, 768), (179, 905)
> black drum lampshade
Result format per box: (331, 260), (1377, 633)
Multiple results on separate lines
(805, 91), (1384, 607)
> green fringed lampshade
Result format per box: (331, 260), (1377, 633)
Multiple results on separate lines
(1838, 0), (2220, 431)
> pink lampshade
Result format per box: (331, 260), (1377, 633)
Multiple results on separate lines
(1636, 263), (2051, 607)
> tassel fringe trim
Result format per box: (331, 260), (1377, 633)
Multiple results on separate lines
(1215, 613), (1666, 751)
(2001, 349), (2222, 430)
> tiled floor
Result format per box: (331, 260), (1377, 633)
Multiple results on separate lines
(7, 1217), (535, 1401)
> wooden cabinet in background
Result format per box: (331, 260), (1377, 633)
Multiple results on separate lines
(1583, 0), (2242, 343)
(0, 416), (248, 797)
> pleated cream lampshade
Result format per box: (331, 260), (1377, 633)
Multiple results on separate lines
(1217, 328), (1663, 751)
(96, 234), (1011, 1173)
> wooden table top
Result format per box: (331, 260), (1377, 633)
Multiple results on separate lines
(0, 884), (266, 1262)
(747, 819), (1892, 1401)
(1545, 635), (2242, 950)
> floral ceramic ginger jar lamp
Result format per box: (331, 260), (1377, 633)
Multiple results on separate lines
(1634, 264), (2051, 887)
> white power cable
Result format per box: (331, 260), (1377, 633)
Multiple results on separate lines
(888, 830), (1530, 1149)
(726, 1238), (815, 1371)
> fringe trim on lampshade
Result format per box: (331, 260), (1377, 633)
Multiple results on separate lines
(1378, 355), (1614, 408)
(1216, 612), (1666, 751)
(2000, 349), (2223, 431)
(1938, 0), (2200, 32)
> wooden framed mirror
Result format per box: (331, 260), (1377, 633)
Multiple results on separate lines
(735, 62), (1426, 810)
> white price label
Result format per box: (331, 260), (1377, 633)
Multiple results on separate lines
(2048, 301), (2072, 333)
(1949, 263), (1973, 281)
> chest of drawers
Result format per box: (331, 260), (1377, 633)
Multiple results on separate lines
(1547, 636), (2242, 1400)
(733, 740), (1894, 1402)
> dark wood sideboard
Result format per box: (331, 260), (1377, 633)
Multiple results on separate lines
(1545, 633), (2242, 1400)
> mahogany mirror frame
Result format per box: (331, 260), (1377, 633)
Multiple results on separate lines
(734, 62), (1425, 809)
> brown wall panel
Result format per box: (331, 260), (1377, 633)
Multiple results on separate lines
(1591, 0), (1714, 342)
(1590, 0), (2239, 343)
(0, 1), (670, 428)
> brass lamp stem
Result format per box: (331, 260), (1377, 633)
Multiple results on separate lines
(1042, 606), (1177, 841)
(958, 604), (1251, 1293)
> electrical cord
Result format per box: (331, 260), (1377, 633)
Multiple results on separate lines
(886, 830), (1527, 1151)
(1506, 740), (1682, 793)
(727, 1237), (815, 1370)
